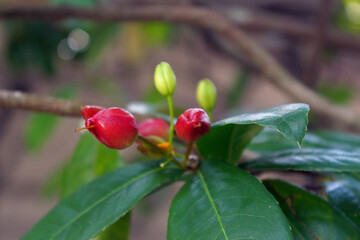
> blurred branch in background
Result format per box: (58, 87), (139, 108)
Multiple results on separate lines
(0, 90), (82, 117)
(0, 5), (359, 129)
(302, 0), (332, 87)
(226, 7), (360, 52)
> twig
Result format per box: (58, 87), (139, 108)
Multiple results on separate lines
(302, 0), (331, 87)
(226, 7), (360, 52)
(0, 6), (359, 128)
(0, 89), (82, 117)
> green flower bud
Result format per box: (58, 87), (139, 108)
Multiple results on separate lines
(154, 62), (176, 96)
(196, 78), (217, 112)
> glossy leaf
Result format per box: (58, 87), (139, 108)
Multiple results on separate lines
(98, 212), (131, 240)
(61, 133), (125, 198)
(95, 139), (125, 176)
(168, 159), (293, 240)
(315, 131), (360, 151)
(61, 133), (129, 239)
(197, 103), (309, 164)
(264, 180), (360, 239)
(242, 148), (360, 172)
(325, 173), (360, 228)
(248, 129), (360, 154)
(22, 161), (182, 240)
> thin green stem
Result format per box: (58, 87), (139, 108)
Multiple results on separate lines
(137, 135), (183, 169)
(181, 142), (193, 169)
(208, 111), (213, 123)
(168, 156), (183, 169)
(167, 95), (175, 155)
(160, 158), (172, 168)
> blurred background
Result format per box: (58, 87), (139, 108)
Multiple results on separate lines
(0, 0), (360, 239)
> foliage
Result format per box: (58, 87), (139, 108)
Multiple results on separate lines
(197, 103), (309, 164)
(22, 64), (360, 239)
(168, 159), (292, 239)
(265, 180), (360, 239)
(5, 21), (67, 74)
(317, 82), (354, 104)
(24, 86), (77, 152)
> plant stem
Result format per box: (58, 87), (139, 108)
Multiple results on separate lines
(136, 135), (183, 169)
(182, 142), (193, 169)
(168, 156), (183, 169)
(208, 111), (213, 123)
(167, 95), (175, 156)
(160, 158), (172, 168)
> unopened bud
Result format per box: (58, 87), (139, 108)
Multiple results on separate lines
(154, 62), (176, 96)
(138, 118), (169, 140)
(77, 107), (138, 150)
(175, 108), (211, 143)
(81, 105), (104, 120)
(196, 79), (217, 112)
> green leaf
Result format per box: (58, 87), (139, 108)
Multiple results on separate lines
(264, 180), (360, 239)
(52, 0), (94, 7)
(5, 21), (67, 74)
(98, 212), (131, 240)
(226, 69), (249, 109)
(142, 22), (172, 47)
(85, 23), (120, 63)
(168, 159), (293, 240)
(22, 161), (182, 240)
(24, 86), (76, 152)
(197, 103), (309, 164)
(198, 124), (263, 164)
(318, 83), (354, 104)
(61, 133), (97, 198)
(95, 142), (125, 176)
(61, 133), (128, 239)
(315, 131), (360, 151)
(25, 113), (60, 152)
(242, 148), (360, 172)
(325, 173), (360, 228)
(142, 85), (165, 103)
(61, 132), (125, 198)
(248, 129), (360, 154)
(41, 163), (68, 198)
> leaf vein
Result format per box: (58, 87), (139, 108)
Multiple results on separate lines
(50, 166), (168, 239)
(197, 170), (229, 240)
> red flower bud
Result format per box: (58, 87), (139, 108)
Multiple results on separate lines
(175, 108), (211, 143)
(138, 118), (169, 140)
(81, 105), (105, 120)
(77, 107), (138, 150)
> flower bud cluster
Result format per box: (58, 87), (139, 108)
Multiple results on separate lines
(77, 62), (217, 169)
